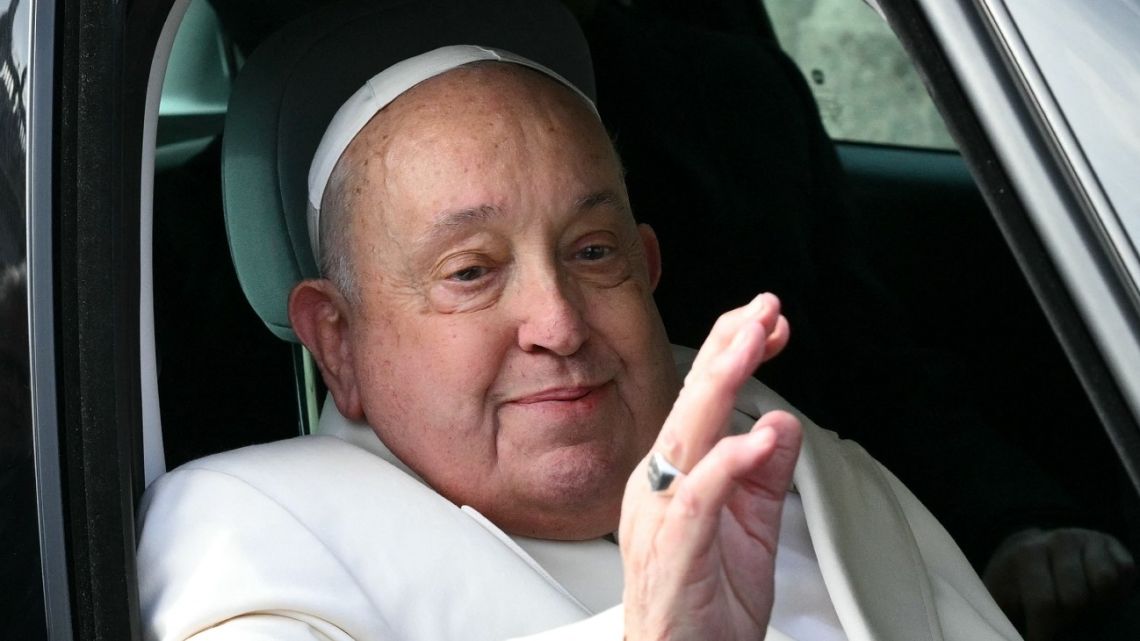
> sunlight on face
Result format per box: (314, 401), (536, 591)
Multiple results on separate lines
(338, 64), (680, 540)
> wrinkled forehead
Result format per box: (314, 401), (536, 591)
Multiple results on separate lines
(335, 65), (625, 241)
(344, 62), (608, 169)
(307, 46), (601, 263)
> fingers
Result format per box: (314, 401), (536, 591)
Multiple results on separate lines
(687, 293), (783, 377)
(764, 313), (791, 363)
(618, 293), (795, 641)
(663, 428), (779, 557)
(737, 411), (803, 497)
(656, 293), (788, 472)
(619, 411), (801, 641)
(663, 412), (802, 555)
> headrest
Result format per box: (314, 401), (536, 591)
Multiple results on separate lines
(221, 0), (596, 342)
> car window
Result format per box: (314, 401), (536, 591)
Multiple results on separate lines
(141, 2), (1140, 638)
(755, 2), (1140, 634)
(647, 1), (1139, 633)
(762, 0), (955, 150)
(0, 0), (47, 636)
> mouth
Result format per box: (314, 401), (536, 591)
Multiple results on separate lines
(499, 381), (619, 442)
(511, 386), (600, 405)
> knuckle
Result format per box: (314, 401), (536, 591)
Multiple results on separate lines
(706, 352), (740, 381)
(710, 308), (742, 337)
(680, 373), (734, 407)
(656, 431), (684, 466)
(669, 486), (700, 519)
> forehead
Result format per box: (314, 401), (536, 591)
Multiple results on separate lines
(338, 63), (623, 226)
(383, 62), (601, 139)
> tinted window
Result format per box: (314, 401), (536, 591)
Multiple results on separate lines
(0, 0), (46, 636)
(764, 0), (955, 149)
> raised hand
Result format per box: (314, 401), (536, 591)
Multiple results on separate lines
(620, 293), (802, 641)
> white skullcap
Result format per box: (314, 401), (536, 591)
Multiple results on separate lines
(306, 44), (600, 264)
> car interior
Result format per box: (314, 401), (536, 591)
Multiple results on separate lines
(144, 0), (1139, 635)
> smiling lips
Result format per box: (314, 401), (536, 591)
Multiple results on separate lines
(511, 385), (601, 404)
(502, 382), (617, 425)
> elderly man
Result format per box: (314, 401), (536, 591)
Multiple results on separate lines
(137, 9), (1019, 641)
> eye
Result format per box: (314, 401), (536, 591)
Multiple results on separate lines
(576, 245), (613, 261)
(449, 266), (488, 282)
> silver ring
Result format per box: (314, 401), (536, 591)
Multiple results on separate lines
(647, 451), (682, 493)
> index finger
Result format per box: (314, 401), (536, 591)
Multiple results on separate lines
(655, 293), (784, 472)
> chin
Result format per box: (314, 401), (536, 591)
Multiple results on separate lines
(500, 497), (622, 541)
(503, 445), (631, 539)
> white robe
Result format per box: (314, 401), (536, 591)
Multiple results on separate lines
(136, 347), (1021, 640)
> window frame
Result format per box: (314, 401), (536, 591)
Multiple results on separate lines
(25, 0), (70, 633)
(31, 0), (1140, 636)
(877, 0), (1140, 490)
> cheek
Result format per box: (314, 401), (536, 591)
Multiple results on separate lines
(585, 283), (676, 414)
(354, 313), (514, 426)
(353, 313), (521, 496)
(586, 281), (662, 346)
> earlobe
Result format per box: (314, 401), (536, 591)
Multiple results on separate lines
(637, 223), (663, 291)
(288, 279), (364, 420)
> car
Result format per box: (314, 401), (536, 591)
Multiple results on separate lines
(2, 0), (1138, 638)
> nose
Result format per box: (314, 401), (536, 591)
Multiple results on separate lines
(513, 267), (590, 356)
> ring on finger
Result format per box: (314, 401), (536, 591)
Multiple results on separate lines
(647, 451), (683, 494)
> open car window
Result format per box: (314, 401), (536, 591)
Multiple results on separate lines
(13, 0), (1140, 637)
(151, 0), (1140, 598)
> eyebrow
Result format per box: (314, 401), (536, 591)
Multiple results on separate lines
(574, 190), (629, 216)
(416, 204), (503, 249)
(416, 190), (629, 250)
(436, 204), (502, 230)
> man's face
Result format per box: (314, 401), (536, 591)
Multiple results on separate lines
(331, 64), (679, 539)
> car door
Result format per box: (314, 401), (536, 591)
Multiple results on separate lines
(0, 0), (177, 638)
(7, 0), (1140, 638)
(0, 0), (56, 637)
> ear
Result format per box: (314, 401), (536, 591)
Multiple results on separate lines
(637, 223), (663, 291)
(288, 279), (364, 420)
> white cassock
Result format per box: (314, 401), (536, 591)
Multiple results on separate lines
(137, 346), (1021, 641)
